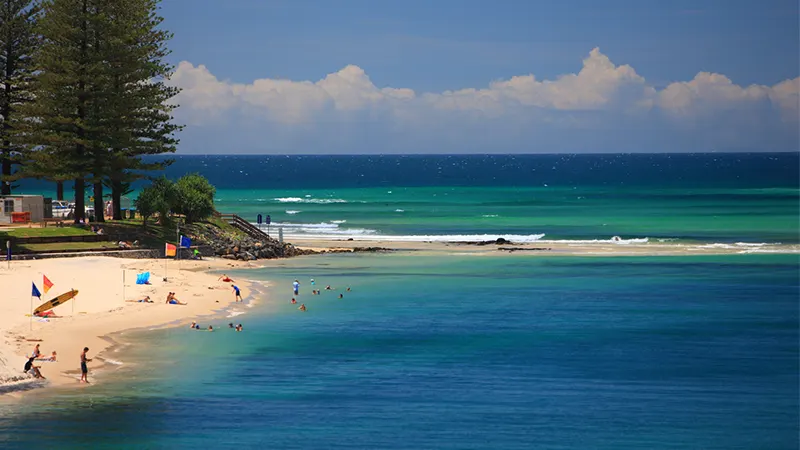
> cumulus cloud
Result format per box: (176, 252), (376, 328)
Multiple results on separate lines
(167, 48), (799, 153)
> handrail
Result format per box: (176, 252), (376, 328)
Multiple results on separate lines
(218, 213), (270, 240)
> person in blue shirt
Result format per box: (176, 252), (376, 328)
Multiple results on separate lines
(233, 285), (242, 302)
(293, 280), (300, 295)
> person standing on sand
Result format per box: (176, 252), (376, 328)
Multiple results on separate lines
(80, 347), (92, 383)
(233, 284), (242, 302)
(293, 279), (300, 295)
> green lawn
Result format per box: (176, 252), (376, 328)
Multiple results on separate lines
(0, 226), (96, 238)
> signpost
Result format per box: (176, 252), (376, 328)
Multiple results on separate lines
(266, 215), (271, 236)
(257, 214), (263, 232)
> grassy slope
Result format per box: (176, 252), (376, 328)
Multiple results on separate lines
(0, 216), (241, 253)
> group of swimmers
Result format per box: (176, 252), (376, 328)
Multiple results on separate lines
(294, 278), (351, 312)
(190, 321), (243, 332)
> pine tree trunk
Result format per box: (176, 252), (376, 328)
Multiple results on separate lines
(74, 178), (85, 223)
(56, 181), (64, 200)
(93, 182), (105, 222)
(0, 150), (10, 195)
(112, 180), (122, 220)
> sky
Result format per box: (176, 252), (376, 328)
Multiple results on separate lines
(159, 0), (799, 154)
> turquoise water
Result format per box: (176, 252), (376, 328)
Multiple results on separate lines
(2, 253), (797, 449)
(18, 154), (800, 244)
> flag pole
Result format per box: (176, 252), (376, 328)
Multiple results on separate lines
(29, 293), (32, 331)
(176, 224), (180, 275)
(122, 270), (126, 303)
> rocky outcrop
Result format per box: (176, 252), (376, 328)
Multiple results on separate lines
(182, 223), (315, 261)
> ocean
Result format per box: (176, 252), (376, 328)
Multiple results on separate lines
(2, 153), (799, 449)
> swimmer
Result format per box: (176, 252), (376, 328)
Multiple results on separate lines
(325, 285), (332, 290)
(229, 323), (234, 328)
(291, 298), (297, 304)
(338, 294), (343, 299)
(190, 321), (197, 329)
(208, 325), (214, 332)
(298, 304), (307, 312)
(346, 287), (351, 292)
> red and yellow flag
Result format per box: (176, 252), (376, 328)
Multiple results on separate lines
(43, 275), (54, 294)
(165, 243), (177, 257)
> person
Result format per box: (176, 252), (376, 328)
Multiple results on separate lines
(37, 351), (57, 362)
(219, 274), (234, 282)
(325, 285), (332, 291)
(293, 280), (300, 295)
(127, 296), (152, 303)
(232, 285), (242, 302)
(229, 322), (235, 329)
(194, 324), (201, 330)
(291, 297), (296, 304)
(31, 344), (42, 359)
(193, 248), (202, 260)
(208, 325), (214, 332)
(237, 324), (243, 331)
(338, 294), (343, 299)
(346, 287), (351, 292)
(310, 279), (315, 286)
(80, 347), (92, 383)
(24, 357), (45, 379)
(298, 303), (306, 312)
(166, 292), (187, 305)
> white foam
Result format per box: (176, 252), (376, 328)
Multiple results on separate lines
(227, 311), (246, 318)
(286, 233), (547, 243)
(102, 358), (124, 366)
(482, 215), (499, 218)
(274, 197), (349, 204)
(285, 210), (301, 215)
(538, 237), (650, 245)
(395, 209), (404, 212)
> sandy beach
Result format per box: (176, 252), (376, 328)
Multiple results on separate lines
(0, 256), (255, 393)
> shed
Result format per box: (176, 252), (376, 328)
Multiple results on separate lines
(0, 195), (45, 224)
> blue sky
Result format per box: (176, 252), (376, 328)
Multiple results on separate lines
(160, 0), (799, 154)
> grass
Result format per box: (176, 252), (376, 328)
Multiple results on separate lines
(0, 226), (96, 239)
(2, 212), (242, 254)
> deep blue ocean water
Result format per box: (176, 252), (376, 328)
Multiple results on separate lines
(1, 253), (798, 449)
(3, 153), (799, 449)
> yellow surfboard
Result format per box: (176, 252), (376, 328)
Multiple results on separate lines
(33, 289), (79, 315)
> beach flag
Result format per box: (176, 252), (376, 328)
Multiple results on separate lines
(165, 243), (177, 257)
(180, 235), (191, 248)
(43, 275), (54, 294)
(31, 282), (41, 298)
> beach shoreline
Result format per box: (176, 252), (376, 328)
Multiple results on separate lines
(2, 237), (798, 398)
(0, 256), (258, 397)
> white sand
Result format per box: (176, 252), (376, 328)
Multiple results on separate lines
(0, 256), (254, 392)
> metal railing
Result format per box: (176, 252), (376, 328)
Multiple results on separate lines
(218, 213), (270, 241)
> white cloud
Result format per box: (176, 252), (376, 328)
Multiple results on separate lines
(167, 48), (799, 152)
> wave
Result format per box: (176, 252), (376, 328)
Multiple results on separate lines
(274, 197), (349, 204)
(285, 210), (301, 215)
(287, 233), (547, 243)
(395, 209), (404, 212)
(482, 214), (499, 218)
(227, 311), (246, 318)
(538, 237), (649, 245)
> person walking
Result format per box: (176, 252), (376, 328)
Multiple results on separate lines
(233, 285), (242, 302)
(293, 279), (300, 295)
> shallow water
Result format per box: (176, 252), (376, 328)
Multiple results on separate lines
(2, 253), (797, 449)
